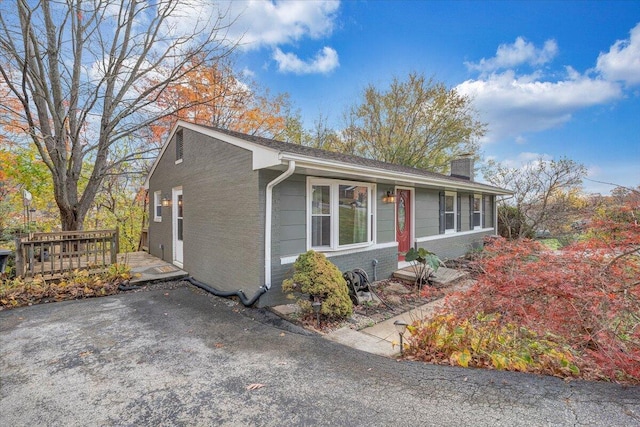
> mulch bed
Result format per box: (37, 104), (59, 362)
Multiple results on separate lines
(286, 279), (446, 333)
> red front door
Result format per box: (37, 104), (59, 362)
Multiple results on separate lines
(396, 189), (411, 261)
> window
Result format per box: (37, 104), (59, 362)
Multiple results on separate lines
(175, 129), (183, 162)
(311, 185), (331, 247)
(473, 194), (482, 229)
(153, 191), (162, 222)
(445, 191), (456, 233)
(309, 179), (373, 250)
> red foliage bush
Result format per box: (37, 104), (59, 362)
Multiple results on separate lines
(440, 209), (639, 383)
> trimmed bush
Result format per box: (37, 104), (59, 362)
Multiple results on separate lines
(282, 250), (353, 319)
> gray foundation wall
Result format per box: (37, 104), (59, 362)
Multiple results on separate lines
(148, 128), (263, 294)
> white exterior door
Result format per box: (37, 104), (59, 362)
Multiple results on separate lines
(172, 187), (183, 267)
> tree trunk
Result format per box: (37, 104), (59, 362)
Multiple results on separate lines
(60, 204), (84, 231)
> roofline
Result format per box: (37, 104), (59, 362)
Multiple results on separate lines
(145, 121), (512, 195)
(144, 120), (281, 188)
(280, 152), (512, 195)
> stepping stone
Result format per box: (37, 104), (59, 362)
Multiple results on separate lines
(430, 267), (469, 287)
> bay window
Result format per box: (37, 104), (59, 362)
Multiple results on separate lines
(309, 179), (373, 250)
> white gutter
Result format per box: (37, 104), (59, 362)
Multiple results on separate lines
(279, 153), (512, 195)
(264, 160), (296, 289)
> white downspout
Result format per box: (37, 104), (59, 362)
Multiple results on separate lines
(264, 160), (296, 289)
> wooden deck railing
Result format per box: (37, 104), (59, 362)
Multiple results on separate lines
(15, 229), (119, 278)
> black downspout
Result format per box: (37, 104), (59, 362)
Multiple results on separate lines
(185, 277), (267, 307)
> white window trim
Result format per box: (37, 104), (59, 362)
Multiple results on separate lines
(473, 194), (483, 230)
(307, 177), (376, 251)
(281, 241), (396, 265)
(444, 191), (457, 234)
(153, 190), (162, 222)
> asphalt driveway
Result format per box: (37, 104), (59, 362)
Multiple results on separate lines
(1, 283), (638, 426)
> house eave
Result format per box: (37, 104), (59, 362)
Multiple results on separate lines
(278, 153), (512, 195)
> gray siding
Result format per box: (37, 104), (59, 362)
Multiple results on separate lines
(413, 188), (494, 259)
(148, 128), (263, 294)
(417, 230), (494, 260)
(377, 187), (395, 243)
(261, 174), (398, 307)
(414, 188), (440, 238)
(460, 193), (471, 231)
(261, 170), (305, 307)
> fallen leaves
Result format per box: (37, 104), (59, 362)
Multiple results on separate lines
(246, 383), (265, 391)
(1, 269), (129, 309)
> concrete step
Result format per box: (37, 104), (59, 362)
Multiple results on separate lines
(393, 266), (469, 287)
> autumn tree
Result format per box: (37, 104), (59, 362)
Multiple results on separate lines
(149, 58), (293, 143)
(484, 157), (587, 239)
(338, 72), (486, 173)
(0, 0), (237, 230)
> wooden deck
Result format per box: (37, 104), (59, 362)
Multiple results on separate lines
(118, 252), (188, 284)
(15, 230), (118, 278)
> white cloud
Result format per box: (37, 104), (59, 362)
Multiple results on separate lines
(457, 69), (622, 142)
(459, 24), (640, 143)
(273, 46), (339, 74)
(241, 67), (255, 78)
(596, 22), (640, 86)
(499, 152), (552, 169)
(229, 0), (340, 50)
(465, 37), (558, 74)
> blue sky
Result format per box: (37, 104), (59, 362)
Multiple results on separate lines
(225, 1), (640, 194)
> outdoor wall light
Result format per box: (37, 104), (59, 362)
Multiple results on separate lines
(394, 320), (408, 355)
(382, 190), (396, 204)
(312, 300), (322, 328)
(162, 196), (171, 207)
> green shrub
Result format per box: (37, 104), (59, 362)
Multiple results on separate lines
(282, 250), (353, 319)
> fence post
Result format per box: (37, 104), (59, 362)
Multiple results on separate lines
(14, 236), (24, 278)
(111, 228), (119, 264)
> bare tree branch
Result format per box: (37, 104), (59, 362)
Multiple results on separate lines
(0, 0), (239, 229)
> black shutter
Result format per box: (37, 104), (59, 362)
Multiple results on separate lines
(456, 194), (462, 232)
(469, 194), (474, 230)
(482, 195), (488, 228)
(438, 191), (445, 234)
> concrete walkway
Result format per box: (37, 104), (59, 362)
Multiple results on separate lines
(117, 251), (188, 284)
(325, 278), (473, 357)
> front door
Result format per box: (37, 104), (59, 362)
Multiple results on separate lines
(396, 189), (411, 261)
(172, 187), (183, 267)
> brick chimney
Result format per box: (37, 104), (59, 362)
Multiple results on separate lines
(450, 156), (474, 181)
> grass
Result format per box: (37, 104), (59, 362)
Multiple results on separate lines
(538, 238), (562, 250)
